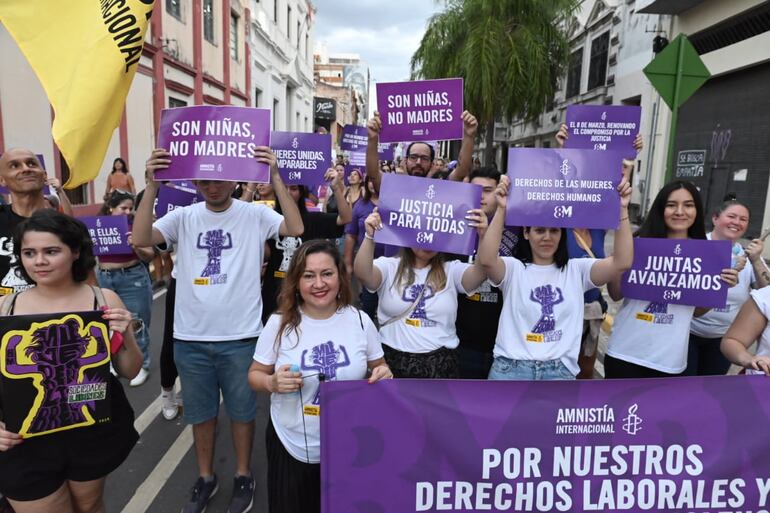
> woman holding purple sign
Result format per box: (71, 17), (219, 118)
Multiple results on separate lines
(605, 182), (739, 378)
(687, 199), (770, 375)
(477, 175), (634, 381)
(354, 210), (488, 378)
(96, 190), (156, 387)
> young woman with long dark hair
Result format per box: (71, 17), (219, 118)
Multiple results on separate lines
(0, 210), (141, 513)
(605, 181), (739, 378)
(477, 174), (633, 380)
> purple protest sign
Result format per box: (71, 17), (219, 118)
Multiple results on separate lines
(378, 142), (394, 161)
(156, 105), (271, 182)
(565, 105), (642, 156)
(271, 131), (331, 186)
(154, 184), (203, 218)
(81, 216), (133, 256)
(376, 78), (464, 143)
(339, 125), (368, 152)
(323, 377), (770, 513)
(375, 174), (480, 255)
(621, 238), (731, 308)
(505, 148), (625, 229)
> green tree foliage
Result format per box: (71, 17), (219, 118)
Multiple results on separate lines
(411, 0), (579, 164)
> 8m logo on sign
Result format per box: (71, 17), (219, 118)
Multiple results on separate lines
(553, 205), (573, 219)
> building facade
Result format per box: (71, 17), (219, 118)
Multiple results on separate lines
(639, 0), (770, 240)
(248, 0), (315, 133)
(488, 0), (668, 218)
(0, 0), (314, 211)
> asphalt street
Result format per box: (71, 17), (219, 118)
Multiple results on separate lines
(105, 287), (270, 513)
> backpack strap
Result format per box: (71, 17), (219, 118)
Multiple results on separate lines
(0, 292), (19, 317)
(90, 285), (109, 309)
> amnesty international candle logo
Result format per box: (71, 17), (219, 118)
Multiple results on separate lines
(622, 404), (643, 435)
(0, 312), (112, 438)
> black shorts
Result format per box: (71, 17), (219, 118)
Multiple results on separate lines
(0, 376), (139, 502)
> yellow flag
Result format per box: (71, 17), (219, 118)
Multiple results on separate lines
(0, 0), (154, 188)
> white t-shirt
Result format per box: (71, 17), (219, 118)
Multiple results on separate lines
(690, 236), (756, 338)
(492, 257), (597, 375)
(746, 288), (770, 375)
(607, 298), (695, 373)
(155, 200), (283, 341)
(370, 257), (471, 353)
(253, 307), (383, 463)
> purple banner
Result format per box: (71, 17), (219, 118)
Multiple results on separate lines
(376, 78), (464, 143)
(81, 216), (133, 256)
(322, 377), (770, 513)
(621, 238), (731, 308)
(272, 131), (331, 186)
(505, 148), (625, 229)
(154, 184), (203, 218)
(375, 174), (480, 255)
(565, 105), (641, 156)
(156, 105), (271, 182)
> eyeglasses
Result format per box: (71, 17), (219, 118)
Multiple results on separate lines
(407, 154), (432, 164)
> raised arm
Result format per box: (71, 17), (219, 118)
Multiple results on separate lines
(366, 112), (383, 193)
(448, 111), (478, 182)
(460, 208), (489, 291)
(326, 167), (352, 225)
(47, 178), (74, 216)
(353, 210), (384, 291)
(133, 149), (170, 247)
(257, 146), (303, 237)
(477, 176), (509, 284)
(745, 238), (770, 288)
(721, 298), (770, 374)
(590, 178), (634, 286)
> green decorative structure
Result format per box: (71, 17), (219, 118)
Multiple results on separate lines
(643, 34), (711, 183)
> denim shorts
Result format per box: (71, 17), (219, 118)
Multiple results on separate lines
(173, 338), (258, 424)
(488, 356), (575, 381)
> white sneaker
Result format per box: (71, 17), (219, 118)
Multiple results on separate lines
(161, 389), (179, 420)
(129, 368), (149, 387)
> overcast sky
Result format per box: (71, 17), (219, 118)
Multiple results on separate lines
(312, 0), (444, 86)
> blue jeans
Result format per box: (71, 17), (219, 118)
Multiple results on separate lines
(97, 264), (153, 369)
(173, 338), (258, 425)
(488, 357), (575, 381)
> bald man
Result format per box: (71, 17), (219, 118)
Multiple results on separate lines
(0, 148), (54, 295)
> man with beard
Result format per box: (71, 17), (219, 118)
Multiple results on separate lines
(364, 110), (478, 192)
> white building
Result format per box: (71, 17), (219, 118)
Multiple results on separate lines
(493, 0), (669, 219)
(638, 0), (770, 240)
(248, 0), (315, 133)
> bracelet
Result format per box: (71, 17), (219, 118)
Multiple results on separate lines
(364, 233), (375, 240)
(620, 216), (629, 222)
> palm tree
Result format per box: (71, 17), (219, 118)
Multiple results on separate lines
(411, 0), (579, 165)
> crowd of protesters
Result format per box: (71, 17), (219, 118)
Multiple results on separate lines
(0, 103), (768, 513)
